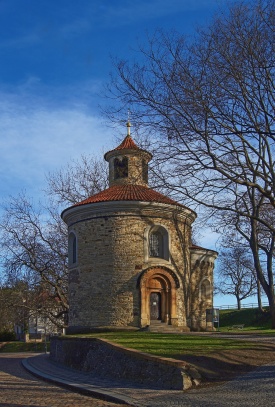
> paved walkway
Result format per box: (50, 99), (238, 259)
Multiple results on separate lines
(21, 351), (275, 407)
(0, 353), (126, 407)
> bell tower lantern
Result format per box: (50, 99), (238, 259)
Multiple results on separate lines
(104, 121), (152, 187)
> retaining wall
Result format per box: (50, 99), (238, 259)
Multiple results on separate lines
(50, 337), (201, 390)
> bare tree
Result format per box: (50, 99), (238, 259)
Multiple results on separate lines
(0, 194), (69, 329)
(105, 0), (275, 326)
(0, 155), (108, 330)
(0, 284), (18, 333)
(45, 155), (108, 206)
(216, 247), (257, 310)
(213, 191), (274, 311)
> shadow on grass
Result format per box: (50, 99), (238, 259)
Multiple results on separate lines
(175, 343), (275, 383)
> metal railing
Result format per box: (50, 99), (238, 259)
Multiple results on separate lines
(216, 302), (269, 310)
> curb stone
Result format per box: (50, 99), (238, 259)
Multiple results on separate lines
(22, 355), (141, 406)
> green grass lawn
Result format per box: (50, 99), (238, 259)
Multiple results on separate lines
(64, 307), (275, 357)
(0, 341), (48, 353)
(0, 334), (252, 357)
(1, 307), (274, 356)
(218, 307), (272, 331)
(67, 331), (260, 358)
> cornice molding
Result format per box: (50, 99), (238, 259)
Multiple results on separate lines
(62, 200), (196, 227)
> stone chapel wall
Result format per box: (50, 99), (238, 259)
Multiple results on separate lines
(66, 202), (194, 332)
(189, 248), (217, 330)
(62, 131), (216, 333)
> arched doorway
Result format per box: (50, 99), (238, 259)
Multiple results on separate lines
(139, 267), (180, 327)
(150, 292), (161, 320)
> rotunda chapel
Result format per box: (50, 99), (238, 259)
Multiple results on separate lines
(61, 123), (217, 333)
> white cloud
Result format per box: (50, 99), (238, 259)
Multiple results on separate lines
(0, 84), (114, 201)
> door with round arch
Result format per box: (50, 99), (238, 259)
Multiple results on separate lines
(150, 292), (161, 320)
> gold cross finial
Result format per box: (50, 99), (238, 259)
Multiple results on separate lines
(127, 109), (131, 136)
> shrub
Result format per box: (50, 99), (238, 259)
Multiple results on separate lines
(0, 331), (16, 341)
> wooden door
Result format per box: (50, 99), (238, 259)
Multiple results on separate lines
(150, 292), (161, 320)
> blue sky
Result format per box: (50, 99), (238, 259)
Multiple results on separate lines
(0, 0), (259, 307)
(0, 0), (224, 196)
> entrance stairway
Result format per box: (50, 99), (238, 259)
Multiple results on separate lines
(147, 320), (189, 333)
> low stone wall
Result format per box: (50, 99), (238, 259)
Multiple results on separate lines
(50, 337), (201, 390)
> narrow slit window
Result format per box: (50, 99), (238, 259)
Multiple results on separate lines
(72, 235), (77, 264)
(142, 159), (148, 183)
(69, 232), (77, 266)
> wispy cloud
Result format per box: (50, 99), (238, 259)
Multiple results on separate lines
(0, 33), (40, 49)
(59, 18), (92, 39)
(95, 0), (222, 28)
(0, 82), (114, 201)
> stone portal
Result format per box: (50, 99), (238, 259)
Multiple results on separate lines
(140, 267), (180, 327)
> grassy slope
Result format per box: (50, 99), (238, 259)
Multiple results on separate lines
(219, 307), (272, 331)
(0, 334), (256, 357)
(0, 341), (48, 352)
(86, 331), (256, 357)
(0, 308), (274, 355)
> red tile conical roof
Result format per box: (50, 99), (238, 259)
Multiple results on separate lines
(114, 135), (140, 150)
(72, 184), (188, 209)
(104, 135), (152, 161)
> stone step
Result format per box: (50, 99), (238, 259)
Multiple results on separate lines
(148, 323), (187, 334)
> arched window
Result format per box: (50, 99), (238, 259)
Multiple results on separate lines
(149, 231), (163, 257)
(68, 232), (77, 266)
(148, 226), (169, 260)
(114, 157), (128, 179)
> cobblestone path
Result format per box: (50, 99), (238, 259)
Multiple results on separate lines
(0, 353), (127, 407)
(1, 351), (275, 407)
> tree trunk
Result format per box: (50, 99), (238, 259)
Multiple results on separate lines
(266, 290), (275, 329)
(250, 220), (275, 327)
(269, 304), (275, 329)
(257, 279), (264, 313)
(237, 297), (241, 310)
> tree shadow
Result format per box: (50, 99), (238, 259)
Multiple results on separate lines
(174, 343), (275, 383)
